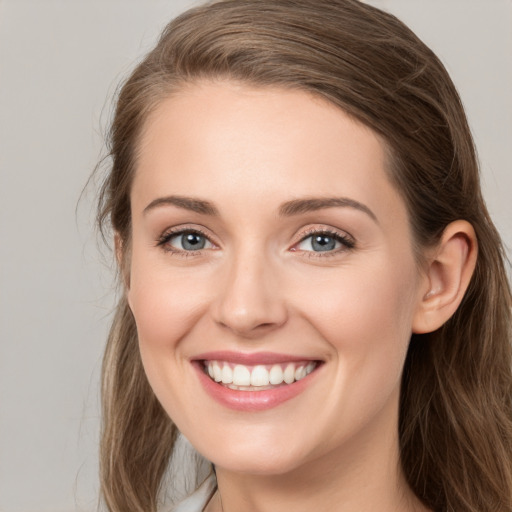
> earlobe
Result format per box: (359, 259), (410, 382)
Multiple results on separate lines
(412, 220), (478, 334)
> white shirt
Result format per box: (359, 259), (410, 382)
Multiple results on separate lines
(170, 474), (217, 512)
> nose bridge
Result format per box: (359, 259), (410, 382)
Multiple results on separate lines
(213, 243), (287, 336)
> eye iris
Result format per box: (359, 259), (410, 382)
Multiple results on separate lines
(312, 234), (336, 252)
(182, 233), (205, 250)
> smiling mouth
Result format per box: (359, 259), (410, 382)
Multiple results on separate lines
(203, 360), (319, 391)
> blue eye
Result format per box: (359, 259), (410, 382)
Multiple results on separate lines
(163, 230), (213, 251)
(297, 232), (353, 253)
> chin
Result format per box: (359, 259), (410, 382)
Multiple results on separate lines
(213, 455), (303, 476)
(194, 432), (311, 476)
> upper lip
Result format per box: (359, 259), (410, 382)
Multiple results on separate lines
(193, 351), (320, 365)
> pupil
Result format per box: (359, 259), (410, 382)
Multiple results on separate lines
(312, 235), (335, 252)
(182, 233), (205, 250)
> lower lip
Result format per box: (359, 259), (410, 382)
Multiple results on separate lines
(192, 361), (321, 412)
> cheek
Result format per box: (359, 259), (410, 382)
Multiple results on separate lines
(320, 268), (417, 446)
(126, 259), (209, 416)
(295, 256), (419, 402)
(127, 250), (209, 352)
(299, 258), (417, 339)
(128, 278), (183, 350)
(126, 267), (211, 423)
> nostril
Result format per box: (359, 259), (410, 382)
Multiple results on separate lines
(216, 316), (287, 338)
(212, 269), (288, 335)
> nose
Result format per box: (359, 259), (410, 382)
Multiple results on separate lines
(212, 250), (288, 338)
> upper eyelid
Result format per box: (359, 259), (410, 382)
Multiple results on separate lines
(299, 227), (348, 237)
(159, 224), (214, 239)
(156, 225), (217, 249)
(294, 225), (354, 243)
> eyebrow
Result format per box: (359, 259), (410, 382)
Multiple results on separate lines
(143, 194), (377, 223)
(143, 195), (219, 216)
(279, 197), (378, 223)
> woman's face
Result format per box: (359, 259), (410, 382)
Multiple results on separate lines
(127, 82), (428, 475)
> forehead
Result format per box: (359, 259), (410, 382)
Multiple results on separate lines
(132, 81), (405, 226)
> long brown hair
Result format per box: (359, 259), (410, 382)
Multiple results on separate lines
(96, 1), (512, 510)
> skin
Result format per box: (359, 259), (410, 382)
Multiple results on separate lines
(125, 81), (476, 511)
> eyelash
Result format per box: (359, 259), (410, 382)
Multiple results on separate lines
(293, 228), (355, 258)
(156, 227), (355, 257)
(156, 226), (213, 257)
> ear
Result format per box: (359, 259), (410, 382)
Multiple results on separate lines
(412, 220), (478, 334)
(114, 232), (131, 291)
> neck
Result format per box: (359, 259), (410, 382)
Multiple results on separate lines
(205, 398), (429, 512)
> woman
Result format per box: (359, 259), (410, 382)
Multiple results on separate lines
(96, 1), (512, 511)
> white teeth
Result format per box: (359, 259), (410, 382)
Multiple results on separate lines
(283, 363), (295, 384)
(221, 365), (233, 384)
(250, 365), (269, 386)
(233, 365), (251, 386)
(269, 364), (284, 385)
(295, 366), (306, 381)
(212, 362), (222, 382)
(205, 360), (317, 388)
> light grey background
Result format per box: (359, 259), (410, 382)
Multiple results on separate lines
(0, 1), (510, 511)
